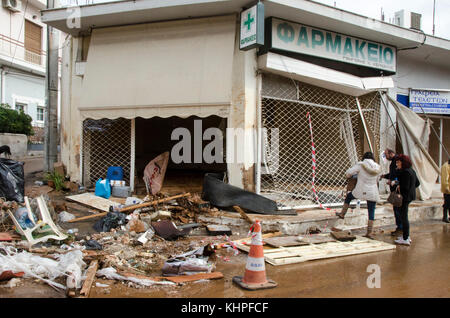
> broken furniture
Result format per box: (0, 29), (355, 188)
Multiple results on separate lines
(67, 193), (190, 223)
(8, 196), (68, 246)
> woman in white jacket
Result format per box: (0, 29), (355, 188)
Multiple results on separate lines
(336, 152), (382, 238)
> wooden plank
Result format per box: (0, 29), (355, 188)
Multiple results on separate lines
(79, 260), (98, 298)
(118, 193), (191, 213)
(233, 206), (254, 224)
(297, 234), (337, 244)
(66, 193), (119, 212)
(233, 231), (283, 253)
(67, 193), (190, 222)
(117, 271), (223, 284)
(264, 237), (396, 266)
(0, 233), (13, 241)
(164, 272), (224, 283)
(264, 236), (309, 248)
(67, 212), (108, 223)
(331, 231), (357, 241)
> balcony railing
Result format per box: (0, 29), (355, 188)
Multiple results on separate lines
(0, 33), (46, 68)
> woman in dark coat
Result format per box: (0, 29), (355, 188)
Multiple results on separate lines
(394, 154), (420, 246)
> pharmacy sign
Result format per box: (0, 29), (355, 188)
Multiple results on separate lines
(268, 18), (397, 73)
(240, 3), (264, 50)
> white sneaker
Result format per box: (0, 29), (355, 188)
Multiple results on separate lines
(395, 237), (411, 246)
(397, 236), (412, 243)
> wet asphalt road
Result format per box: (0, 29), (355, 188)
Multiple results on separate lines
(1, 221), (449, 298)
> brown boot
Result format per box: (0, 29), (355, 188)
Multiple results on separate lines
(365, 220), (375, 239)
(336, 203), (349, 219)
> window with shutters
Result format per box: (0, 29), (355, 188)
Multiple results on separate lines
(24, 20), (42, 65)
(37, 107), (44, 122)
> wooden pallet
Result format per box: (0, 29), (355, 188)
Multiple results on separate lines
(66, 193), (119, 212)
(234, 236), (396, 266)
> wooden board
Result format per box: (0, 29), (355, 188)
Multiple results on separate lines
(331, 231), (357, 242)
(297, 234), (337, 244)
(79, 260), (98, 298)
(264, 236), (309, 248)
(66, 193), (119, 212)
(163, 272), (224, 283)
(118, 271), (223, 284)
(235, 236), (396, 266)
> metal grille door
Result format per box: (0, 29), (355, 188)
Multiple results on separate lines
(260, 74), (381, 209)
(82, 118), (131, 187)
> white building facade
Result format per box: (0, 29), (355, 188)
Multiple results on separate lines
(41, 0), (450, 209)
(0, 0), (49, 129)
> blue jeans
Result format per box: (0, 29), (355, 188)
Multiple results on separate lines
(344, 192), (376, 221)
(393, 206), (402, 230)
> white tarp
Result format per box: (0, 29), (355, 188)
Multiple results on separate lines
(79, 15), (236, 120)
(258, 52), (394, 97)
(387, 95), (439, 200)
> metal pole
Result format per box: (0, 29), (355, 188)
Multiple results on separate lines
(44, 0), (59, 173)
(433, 0), (436, 36)
(355, 97), (373, 153)
(439, 118), (443, 182)
(0, 68), (5, 104)
(255, 73), (262, 194)
(130, 118), (136, 192)
(379, 91), (401, 138)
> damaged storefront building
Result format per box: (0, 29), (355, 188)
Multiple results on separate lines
(41, 0), (450, 210)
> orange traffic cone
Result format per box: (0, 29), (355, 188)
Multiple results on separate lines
(233, 220), (277, 290)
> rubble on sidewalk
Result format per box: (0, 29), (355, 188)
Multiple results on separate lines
(1, 184), (242, 295)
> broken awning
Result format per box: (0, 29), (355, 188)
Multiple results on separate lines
(258, 52), (394, 97)
(78, 15), (236, 120)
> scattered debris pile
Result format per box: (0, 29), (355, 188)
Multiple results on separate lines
(0, 180), (248, 296)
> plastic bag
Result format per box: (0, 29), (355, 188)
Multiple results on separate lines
(93, 211), (127, 232)
(95, 178), (111, 199)
(96, 267), (175, 286)
(0, 158), (25, 202)
(0, 245), (85, 290)
(58, 211), (76, 223)
(14, 207), (38, 229)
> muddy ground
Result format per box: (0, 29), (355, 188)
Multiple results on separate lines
(1, 171), (449, 299)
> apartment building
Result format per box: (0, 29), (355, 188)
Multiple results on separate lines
(1, 0), (63, 145)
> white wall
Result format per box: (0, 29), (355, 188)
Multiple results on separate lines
(4, 71), (45, 126)
(394, 55), (450, 95)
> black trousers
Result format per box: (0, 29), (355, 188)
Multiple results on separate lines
(400, 201), (411, 240)
(444, 194), (450, 210)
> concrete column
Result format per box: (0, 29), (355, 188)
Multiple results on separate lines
(60, 37), (83, 183)
(227, 24), (258, 191)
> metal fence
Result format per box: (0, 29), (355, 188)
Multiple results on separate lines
(260, 73), (381, 209)
(82, 118), (131, 187)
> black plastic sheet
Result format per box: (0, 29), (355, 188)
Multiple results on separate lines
(93, 212), (127, 232)
(0, 158), (25, 202)
(202, 173), (296, 215)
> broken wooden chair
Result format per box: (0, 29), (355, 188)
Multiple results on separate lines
(8, 195), (68, 246)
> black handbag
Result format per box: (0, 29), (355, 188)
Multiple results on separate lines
(387, 187), (403, 207)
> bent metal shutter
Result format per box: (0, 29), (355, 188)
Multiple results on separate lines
(79, 15), (236, 120)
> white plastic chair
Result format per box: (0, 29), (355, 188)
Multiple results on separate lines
(8, 195), (68, 246)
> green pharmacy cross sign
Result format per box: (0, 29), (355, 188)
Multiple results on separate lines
(240, 2), (264, 51)
(244, 13), (255, 30)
